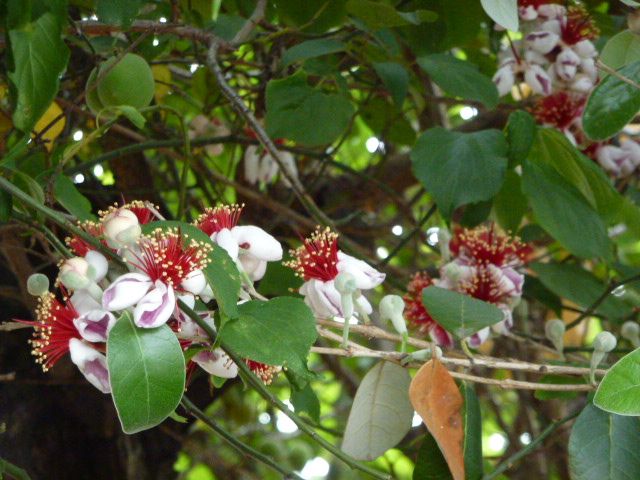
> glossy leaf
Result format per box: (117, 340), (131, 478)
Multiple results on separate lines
(600, 30), (640, 70)
(530, 262), (632, 320)
(421, 286), (504, 340)
(342, 361), (413, 460)
(583, 60), (640, 140)
(8, 13), (70, 133)
(411, 128), (508, 219)
(143, 221), (241, 318)
(53, 176), (94, 222)
(417, 54), (499, 108)
(410, 358), (465, 480)
(522, 161), (612, 260)
(107, 312), (185, 434)
(594, 348), (640, 415)
(266, 73), (354, 146)
(569, 403), (640, 479)
(373, 62), (410, 107)
(220, 297), (317, 383)
(480, 0), (518, 31)
(281, 39), (345, 66)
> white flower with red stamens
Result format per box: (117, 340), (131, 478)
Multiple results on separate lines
(596, 143), (640, 178)
(66, 220), (105, 257)
(19, 292), (111, 393)
(194, 204), (283, 282)
(191, 349), (239, 378)
(244, 145), (298, 187)
(285, 227), (385, 320)
(102, 228), (212, 328)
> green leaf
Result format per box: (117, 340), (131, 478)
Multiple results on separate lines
(600, 30), (640, 70)
(107, 312), (185, 434)
(417, 54), (498, 108)
(594, 348), (640, 415)
(219, 297), (317, 383)
(341, 361), (413, 461)
(583, 60), (640, 140)
(480, 0), (518, 31)
(346, 0), (436, 29)
(421, 286), (504, 340)
(506, 110), (536, 165)
(373, 62), (410, 107)
(530, 262), (632, 320)
(569, 403), (640, 479)
(290, 383), (321, 422)
(143, 221), (241, 319)
(493, 170), (527, 233)
(96, 0), (143, 27)
(266, 73), (354, 146)
(413, 434), (453, 480)
(281, 39), (345, 67)
(461, 383), (483, 480)
(8, 13), (70, 133)
(521, 161), (612, 260)
(53, 175), (94, 222)
(411, 128), (508, 219)
(0, 189), (12, 221)
(534, 375), (585, 400)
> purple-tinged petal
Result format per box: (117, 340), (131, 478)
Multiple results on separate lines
(133, 281), (176, 328)
(71, 290), (102, 316)
(336, 251), (385, 290)
(526, 31), (560, 54)
(74, 310), (117, 342)
(68, 338), (111, 393)
(192, 349), (238, 378)
(102, 273), (152, 311)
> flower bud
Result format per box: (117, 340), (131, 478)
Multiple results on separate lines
(379, 295), (407, 336)
(593, 331), (617, 353)
(59, 257), (91, 290)
(27, 273), (49, 297)
(621, 321), (640, 347)
(181, 269), (207, 295)
(400, 347), (442, 365)
(103, 208), (140, 247)
(545, 318), (565, 355)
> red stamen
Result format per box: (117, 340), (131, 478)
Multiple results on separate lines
(285, 227), (340, 282)
(246, 360), (280, 385)
(561, 5), (598, 45)
(99, 200), (157, 225)
(403, 272), (443, 334)
(194, 204), (244, 236)
(65, 221), (104, 256)
(532, 92), (585, 130)
(449, 224), (531, 268)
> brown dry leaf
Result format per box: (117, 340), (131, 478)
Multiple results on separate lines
(409, 358), (465, 480)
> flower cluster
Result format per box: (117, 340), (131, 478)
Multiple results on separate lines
(189, 114), (230, 157)
(21, 201), (288, 392)
(243, 128), (298, 187)
(285, 227), (385, 320)
(493, 1), (640, 178)
(404, 224), (531, 348)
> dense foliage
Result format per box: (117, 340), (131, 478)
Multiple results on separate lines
(3, 1), (640, 479)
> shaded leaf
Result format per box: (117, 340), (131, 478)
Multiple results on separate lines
(346, 0), (436, 29)
(373, 62), (410, 107)
(460, 383), (483, 480)
(417, 54), (498, 108)
(410, 358), (464, 480)
(342, 361), (413, 461)
(411, 128), (507, 219)
(600, 30), (640, 70)
(594, 348), (640, 415)
(290, 383), (321, 422)
(107, 312), (185, 434)
(583, 60), (640, 140)
(53, 175), (94, 222)
(421, 286), (504, 340)
(281, 39), (345, 67)
(506, 110), (536, 166)
(413, 433), (453, 480)
(569, 403), (640, 479)
(96, 0), (143, 27)
(493, 170), (527, 233)
(480, 0), (518, 31)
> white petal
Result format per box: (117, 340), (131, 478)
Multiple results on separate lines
(231, 225), (283, 262)
(244, 146), (260, 184)
(181, 269), (207, 295)
(336, 251), (385, 290)
(133, 281), (176, 328)
(524, 65), (552, 95)
(102, 273), (152, 311)
(71, 290), (102, 316)
(68, 338), (111, 393)
(238, 255), (268, 281)
(73, 310), (117, 342)
(526, 31), (559, 54)
(355, 293), (373, 315)
(492, 66), (515, 97)
(574, 40), (597, 58)
(192, 349), (238, 378)
(467, 327), (491, 347)
(84, 251), (108, 282)
(215, 228), (239, 261)
(301, 279), (342, 319)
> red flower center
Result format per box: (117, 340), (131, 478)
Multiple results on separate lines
(286, 227), (340, 282)
(246, 360), (280, 385)
(403, 272), (441, 334)
(532, 92), (585, 130)
(195, 204), (244, 236)
(21, 293), (81, 371)
(132, 228), (212, 287)
(449, 225), (531, 268)
(66, 221), (105, 257)
(561, 6), (598, 45)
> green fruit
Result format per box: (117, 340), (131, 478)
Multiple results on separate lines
(96, 53), (155, 109)
(85, 67), (105, 114)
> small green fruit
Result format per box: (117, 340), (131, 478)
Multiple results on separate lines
(96, 53), (155, 109)
(85, 67), (105, 114)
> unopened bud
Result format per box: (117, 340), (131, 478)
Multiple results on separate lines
(27, 273), (49, 297)
(334, 272), (357, 295)
(103, 208), (140, 247)
(59, 257), (91, 290)
(545, 319), (565, 355)
(622, 321), (640, 348)
(400, 347), (442, 365)
(593, 331), (617, 353)
(181, 269), (207, 295)
(379, 295), (407, 336)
